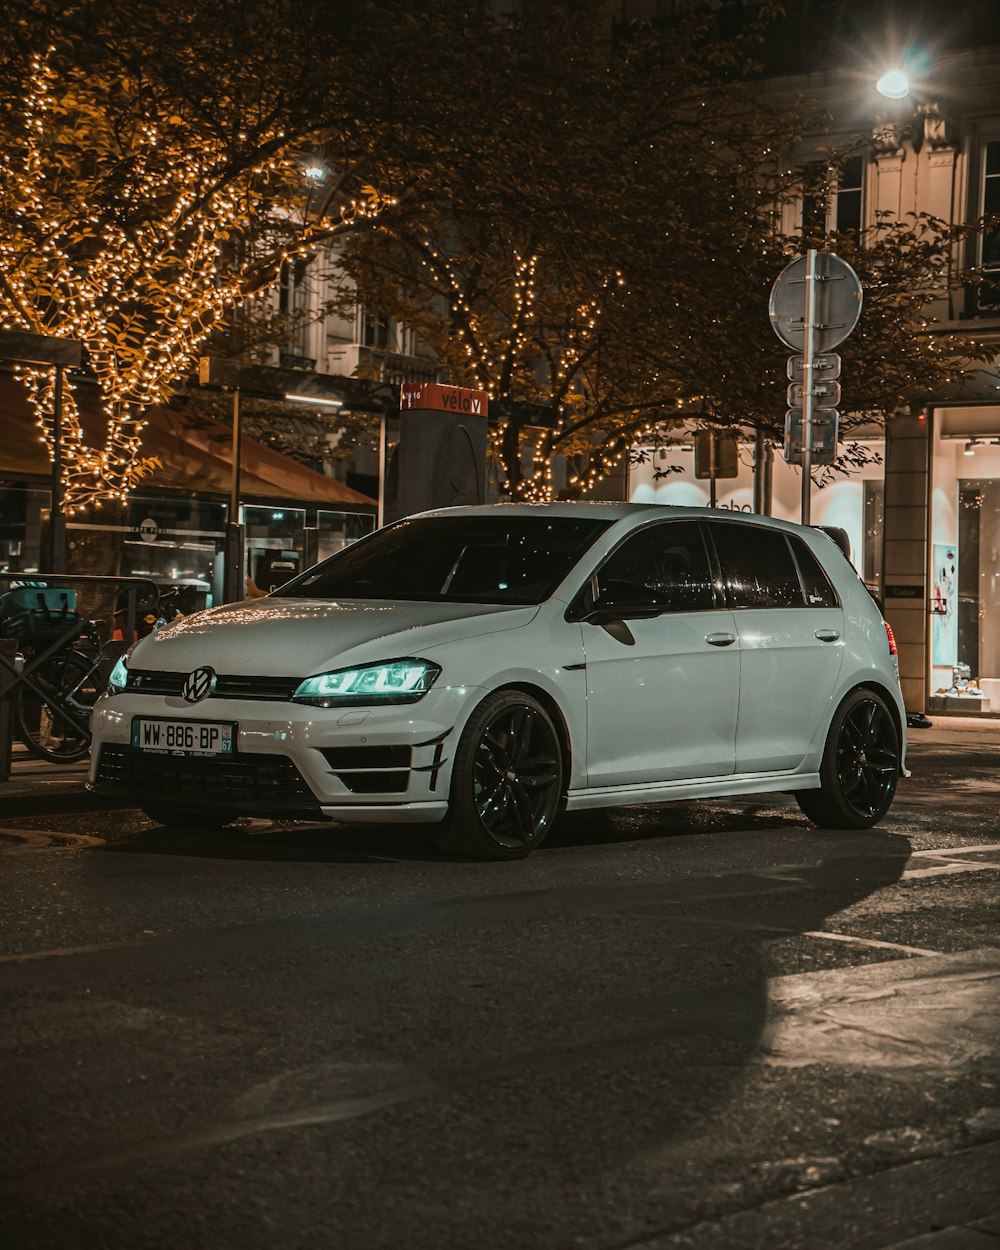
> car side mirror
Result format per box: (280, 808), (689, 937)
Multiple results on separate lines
(571, 576), (667, 625)
(578, 601), (664, 625)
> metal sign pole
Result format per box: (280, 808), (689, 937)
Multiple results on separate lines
(709, 429), (717, 507)
(801, 249), (817, 526)
(770, 251), (860, 500)
(377, 414), (386, 529)
(223, 388), (246, 602)
(49, 364), (67, 572)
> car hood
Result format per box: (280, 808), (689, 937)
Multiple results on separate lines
(129, 597), (539, 677)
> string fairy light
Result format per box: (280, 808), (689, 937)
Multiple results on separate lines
(0, 52), (394, 513)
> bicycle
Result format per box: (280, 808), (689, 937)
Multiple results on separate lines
(0, 584), (122, 763)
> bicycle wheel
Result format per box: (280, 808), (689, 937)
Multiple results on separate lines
(16, 650), (100, 762)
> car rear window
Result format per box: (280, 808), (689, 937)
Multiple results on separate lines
(275, 514), (614, 605)
(789, 535), (839, 607)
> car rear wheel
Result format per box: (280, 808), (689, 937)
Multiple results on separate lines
(141, 806), (235, 831)
(434, 690), (564, 860)
(796, 688), (900, 829)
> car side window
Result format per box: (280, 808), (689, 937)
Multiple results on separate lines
(595, 521), (716, 612)
(709, 522), (805, 609)
(789, 536), (839, 607)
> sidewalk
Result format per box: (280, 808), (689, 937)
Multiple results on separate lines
(1, 745), (92, 803)
(906, 713), (1000, 752)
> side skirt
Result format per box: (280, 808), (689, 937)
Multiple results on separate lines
(565, 771), (822, 812)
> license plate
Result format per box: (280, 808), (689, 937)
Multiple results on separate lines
(131, 717), (236, 757)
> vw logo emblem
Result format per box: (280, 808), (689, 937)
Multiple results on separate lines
(181, 666), (216, 704)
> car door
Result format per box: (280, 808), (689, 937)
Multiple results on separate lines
(707, 520), (845, 774)
(578, 519), (739, 787)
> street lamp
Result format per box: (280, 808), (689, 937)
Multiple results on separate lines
(876, 69), (911, 100)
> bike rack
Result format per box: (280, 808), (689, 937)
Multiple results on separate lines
(0, 573), (160, 780)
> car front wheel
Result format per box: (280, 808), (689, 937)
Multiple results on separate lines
(796, 688), (901, 829)
(434, 690), (564, 860)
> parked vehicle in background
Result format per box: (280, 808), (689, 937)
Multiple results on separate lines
(89, 504), (907, 859)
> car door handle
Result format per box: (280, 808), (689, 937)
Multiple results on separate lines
(705, 632), (737, 647)
(814, 628), (840, 642)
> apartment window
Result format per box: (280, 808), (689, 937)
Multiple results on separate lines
(983, 141), (1000, 270)
(362, 311), (391, 349)
(278, 258), (314, 367)
(834, 155), (864, 234)
(969, 140), (1000, 316)
(799, 162), (827, 243)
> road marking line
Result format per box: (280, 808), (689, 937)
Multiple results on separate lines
(685, 919), (942, 958)
(800, 931), (941, 957)
(0, 939), (152, 964)
(910, 844), (1000, 857)
(903, 862), (1000, 880)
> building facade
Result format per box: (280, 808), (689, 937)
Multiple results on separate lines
(630, 0), (1000, 717)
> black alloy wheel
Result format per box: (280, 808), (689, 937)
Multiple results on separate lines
(796, 689), (901, 829)
(435, 690), (564, 860)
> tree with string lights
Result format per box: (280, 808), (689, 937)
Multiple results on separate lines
(342, 2), (986, 499)
(0, 0), (394, 514)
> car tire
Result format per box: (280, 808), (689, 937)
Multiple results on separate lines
(433, 690), (564, 860)
(141, 806), (235, 831)
(796, 688), (901, 829)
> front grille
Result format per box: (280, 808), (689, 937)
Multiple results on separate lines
(127, 670), (184, 695)
(93, 744), (320, 815)
(126, 670), (300, 701)
(216, 675), (300, 700)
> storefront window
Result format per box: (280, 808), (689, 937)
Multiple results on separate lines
(2, 489), (227, 627)
(862, 480), (884, 592)
(931, 418), (1000, 712)
(0, 485), (49, 573)
(116, 497), (227, 613)
(317, 509), (375, 561)
(3, 486), (376, 605)
(244, 505), (306, 594)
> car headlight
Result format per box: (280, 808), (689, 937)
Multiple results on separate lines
(107, 654), (129, 694)
(291, 658), (441, 707)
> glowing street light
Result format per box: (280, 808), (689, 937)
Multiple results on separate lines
(876, 69), (911, 100)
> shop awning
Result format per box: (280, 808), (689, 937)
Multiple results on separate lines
(0, 378), (376, 509)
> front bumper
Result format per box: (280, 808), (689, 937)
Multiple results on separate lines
(88, 684), (481, 822)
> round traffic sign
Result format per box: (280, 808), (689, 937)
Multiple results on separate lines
(769, 252), (863, 353)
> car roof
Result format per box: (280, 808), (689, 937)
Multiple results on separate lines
(412, 501), (825, 541)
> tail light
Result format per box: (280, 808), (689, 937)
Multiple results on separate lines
(884, 620), (897, 656)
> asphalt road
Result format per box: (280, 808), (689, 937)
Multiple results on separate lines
(1, 726), (998, 1250)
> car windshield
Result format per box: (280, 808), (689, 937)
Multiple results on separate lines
(274, 514), (613, 605)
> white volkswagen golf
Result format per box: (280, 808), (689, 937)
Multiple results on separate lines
(90, 503), (907, 859)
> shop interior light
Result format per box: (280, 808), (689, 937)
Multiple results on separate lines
(285, 392), (343, 407)
(964, 439), (979, 456)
